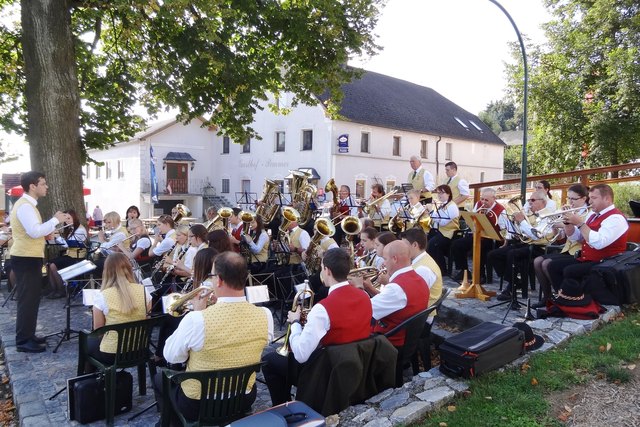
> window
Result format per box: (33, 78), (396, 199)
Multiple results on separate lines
(105, 161), (112, 179)
(95, 164), (101, 179)
(445, 142), (453, 160)
(222, 136), (230, 154)
(360, 132), (370, 153)
(241, 179), (251, 193)
(242, 137), (250, 153)
(302, 130), (313, 151)
(386, 180), (396, 194)
(392, 136), (401, 156)
(469, 120), (483, 132)
(275, 131), (285, 152)
(454, 116), (469, 130)
(421, 140), (428, 159)
(84, 165), (90, 179)
(480, 171), (485, 183)
(355, 179), (366, 199)
(117, 160), (124, 179)
(222, 179), (230, 194)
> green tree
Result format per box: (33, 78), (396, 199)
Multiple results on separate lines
(506, 0), (640, 174)
(0, 0), (383, 217)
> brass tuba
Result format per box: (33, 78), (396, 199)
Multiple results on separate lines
(304, 217), (336, 274)
(289, 170), (317, 227)
(173, 204), (191, 223)
(256, 179), (282, 224)
(276, 285), (314, 356)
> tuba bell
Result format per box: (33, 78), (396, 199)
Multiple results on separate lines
(173, 204), (191, 223)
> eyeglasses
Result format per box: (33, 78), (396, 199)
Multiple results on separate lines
(567, 196), (584, 201)
(528, 198), (542, 203)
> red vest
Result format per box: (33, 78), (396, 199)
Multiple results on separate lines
(231, 225), (242, 253)
(373, 269), (429, 346)
(319, 285), (372, 346)
(579, 208), (627, 262)
(475, 201), (505, 236)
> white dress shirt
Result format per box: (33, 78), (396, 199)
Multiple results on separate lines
(163, 296), (274, 364)
(414, 166), (435, 191)
(291, 226), (311, 251)
(183, 242), (207, 271)
(246, 230), (269, 254)
(153, 229), (176, 256)
(431, 202), (459, 228)
(568, 205), (629, 249)
(289, 281), (356, 363)
(16, 194), (59, 239)
(371, 265), (427, 319)
(100, 230), (127, 250)
(340, 196), (359, 216)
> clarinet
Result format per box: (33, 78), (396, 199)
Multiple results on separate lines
(150, 242), (177, 278)
(159, 245), (188, 284)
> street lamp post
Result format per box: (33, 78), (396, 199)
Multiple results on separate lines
(488, 0), (528, 200)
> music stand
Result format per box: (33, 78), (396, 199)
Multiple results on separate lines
(50, 260), (96, 353)
(455, 211), (501, 302)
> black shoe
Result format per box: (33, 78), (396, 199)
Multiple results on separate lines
(479, 274), (487, 285)
(32, 335), (47, 344)
(531, 300), (547, 309)
(17, 339), (46, 353)
(496, 291), (512, 301)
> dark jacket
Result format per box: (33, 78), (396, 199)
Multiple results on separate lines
(295, 334), (397, 416)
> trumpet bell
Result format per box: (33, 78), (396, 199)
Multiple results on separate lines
(341, 215), (362, 235)
(315, 217), (336, 237)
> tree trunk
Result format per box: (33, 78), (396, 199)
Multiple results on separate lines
(21, 0), (85, 221)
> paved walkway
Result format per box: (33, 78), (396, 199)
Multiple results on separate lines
(0, 276), (620, 426)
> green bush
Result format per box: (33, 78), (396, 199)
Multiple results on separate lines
(610, 183), (640, 217)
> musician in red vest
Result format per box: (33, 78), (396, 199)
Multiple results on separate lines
(227, 207), (243, 252)
(371, 240), (430, 346)
(451, 187), (507, 282)
(547, 184), (629, 288)
(262, 247), (372, 405)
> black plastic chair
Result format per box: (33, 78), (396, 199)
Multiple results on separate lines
(413, 288), (451, 373)
(161, 362), (263, 427)
(77, 317), (160, 426)
(384, 306), (432, 387)
(629, 200), (640, 218)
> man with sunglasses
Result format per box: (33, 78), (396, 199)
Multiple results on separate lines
(487, 190), (553, 302)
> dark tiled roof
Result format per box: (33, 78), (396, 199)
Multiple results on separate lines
(164, 152), (197, 161)
(319, 70), (504, 145)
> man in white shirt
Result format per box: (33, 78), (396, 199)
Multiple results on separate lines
(155, 252), (273, 424)
(547, 184), (629, 288)
(10, 171), (69, 353)
(443, 161), (470, 208)
(408, 155), (435, 204)
(262, 248), (372, 405)
(360, 184), (392, 229)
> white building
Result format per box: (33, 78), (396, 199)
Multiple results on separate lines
(84, 70), (504, 219)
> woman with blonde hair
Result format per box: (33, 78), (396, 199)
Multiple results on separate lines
(82, 252), (150, 371)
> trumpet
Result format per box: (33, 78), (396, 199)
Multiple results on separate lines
(166, 281), (215, 317)
(537, 205), (591, 221)
(348, 266), (387, 290)
(276, 286), (314, 357)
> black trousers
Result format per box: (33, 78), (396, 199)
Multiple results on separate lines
(262, 351), (302, 406)
(426, 230), (452, 274)
(487, 244), (544, 293)
(451, 235), (495, 273)
(13, 256), (44, 344)
(547, 258), (596, 291)
(152, 371), (256, 425)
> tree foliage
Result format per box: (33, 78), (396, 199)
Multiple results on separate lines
(506, 0), (640, 174)
(0, 0), (383, 216)
(478, 99), (518, 135)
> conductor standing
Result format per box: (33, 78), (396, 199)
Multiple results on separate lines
(10, 171), (70, 353)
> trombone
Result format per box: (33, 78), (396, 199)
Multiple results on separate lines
(362, 189), (397, 218)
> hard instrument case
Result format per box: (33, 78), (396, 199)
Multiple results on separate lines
(68, 370), (133, 424)
(439, 321), (524, 379)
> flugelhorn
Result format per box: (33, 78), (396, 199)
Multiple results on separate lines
(166, 281), (215, 317)
(276, 286), (314, 357)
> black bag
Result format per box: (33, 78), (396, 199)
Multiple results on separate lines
(230, 400), (326, 426)
(68, 370), (133, 424)
(591, 251), (640, 305)
(439, 321), (524, 379)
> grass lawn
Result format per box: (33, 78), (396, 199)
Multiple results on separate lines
(418, 307), (640, 427)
